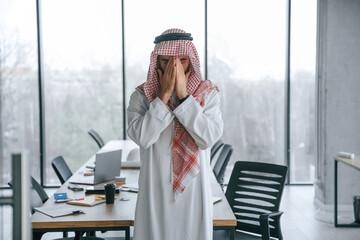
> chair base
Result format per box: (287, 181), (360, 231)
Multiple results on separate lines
(213, 229), (263, 240)
(53, 237), (132, 240)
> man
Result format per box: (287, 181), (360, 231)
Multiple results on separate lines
(127, 28), (223, 240)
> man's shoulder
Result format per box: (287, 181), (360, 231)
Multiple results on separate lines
(136, 82), (146, 94)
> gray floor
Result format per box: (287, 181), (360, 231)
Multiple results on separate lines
(1, 186), (360, 239)
(280, 186), (359, 240)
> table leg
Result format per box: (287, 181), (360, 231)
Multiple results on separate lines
(230, 227), (235, 240)
(334, 160), (338, 227)
(125, 227), (130, 240)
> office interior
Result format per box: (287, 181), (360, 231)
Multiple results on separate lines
(1, 0), (360, 239)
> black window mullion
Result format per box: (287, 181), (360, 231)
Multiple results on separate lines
(122, 0), (127, 140)
(285, 0), (291, 184)
(36, 0), (46, 186)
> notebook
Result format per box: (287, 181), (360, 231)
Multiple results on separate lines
(34, 206), (84, 218)
(67, 195), (106, 207)
(121, 183), (139, 193)
(70, 149), (122, 185)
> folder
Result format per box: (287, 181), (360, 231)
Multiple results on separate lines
(67, 195), (106, 207)
(34, 206), (84, 218)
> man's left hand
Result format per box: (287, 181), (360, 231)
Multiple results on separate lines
(174, 57), (190, 100)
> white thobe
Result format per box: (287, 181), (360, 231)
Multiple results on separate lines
(127, 89), (223, 240)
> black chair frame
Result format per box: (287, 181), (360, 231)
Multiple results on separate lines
(225, 161), (288, 240)
(213, 144), (234, 186)
(88, 129), (105, 148)
(52, 155), (73, 184)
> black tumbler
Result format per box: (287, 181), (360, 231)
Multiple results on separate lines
(105, 183), (116, 204)
(353, 195), (360, 223)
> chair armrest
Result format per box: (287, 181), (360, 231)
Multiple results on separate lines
(259, 211), (284, 240)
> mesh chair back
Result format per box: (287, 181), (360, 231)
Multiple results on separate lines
(212, 144), (233, 185)
(88, 129), (105, 148)
(52, 156), (73, 184)
(211, 139), (224, 163)
(225, 161), (287, 239)
(8, 176), (49, 214)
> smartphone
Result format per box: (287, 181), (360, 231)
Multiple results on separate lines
(68, 184), (84, 192)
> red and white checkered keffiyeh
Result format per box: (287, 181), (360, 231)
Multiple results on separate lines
(137, 28), (218, 199)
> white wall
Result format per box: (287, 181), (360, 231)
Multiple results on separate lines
(316, 0), (360, 206)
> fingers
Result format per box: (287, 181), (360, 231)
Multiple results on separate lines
(164, 57), (175, 79)
(175, 57), (183, 73)
(157, 69), (163, 81)
(185, 71), (190, 80)
(175, 57), (185, 80)
(173, 57), (188, 99)
(159, 57), (176, 96)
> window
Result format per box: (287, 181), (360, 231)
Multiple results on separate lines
(290, 0), (316, 183)
(124, 0), (205, 108)
(208, 0), (287, 166)
(42, 0), (123, 184)
(0, 0), (40, 185)
(0, 0), (317, 186)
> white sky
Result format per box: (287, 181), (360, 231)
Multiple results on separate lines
(0, 0), (316, 80)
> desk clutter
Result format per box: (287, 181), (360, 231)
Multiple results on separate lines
(53, 191), (105, 205)
(337, 151), (355, 159)
(85, 185), (122, 194)
(84, 169), (95, 176)
(35, 206), (84, 218)
(66, 195), (107, 207)
(68, 184), (84, 191)
(121, 183), (139, 193)
(115, 176), (126, 185)
(50, 182), (125, 211)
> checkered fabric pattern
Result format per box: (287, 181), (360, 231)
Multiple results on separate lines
(137, 28), (218, 199)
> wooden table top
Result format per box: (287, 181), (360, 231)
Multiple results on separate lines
(334, 155), (360, 171)
(31, 140), (236, 230)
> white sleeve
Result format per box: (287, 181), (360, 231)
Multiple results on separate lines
(173, 90), (224, 150)
(126, 90), (174, 149)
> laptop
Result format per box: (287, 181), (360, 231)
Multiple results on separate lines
(70, 149), (122, 185)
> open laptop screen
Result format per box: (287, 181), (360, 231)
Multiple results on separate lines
(94, 149), (122, 184)
(70, 149), (122, 185)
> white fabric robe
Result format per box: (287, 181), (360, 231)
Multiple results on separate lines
(127, 89), (223, 240)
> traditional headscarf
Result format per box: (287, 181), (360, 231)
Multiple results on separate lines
(137, 28), (218, 199)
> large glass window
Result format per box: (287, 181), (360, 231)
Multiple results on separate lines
(208, 0), (286, 166)
(0, 0), (40, 185)
(42, 0), (123, 184)
(0, 0), (317, 186)
(290, 0), (316, 183)
(124, 0), (205, 109)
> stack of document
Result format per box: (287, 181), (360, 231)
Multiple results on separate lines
(115, 176), (126, 185)
(121, 183), (139, 192)
(67, 195), (105, 207)
(35, 206), (84, 218)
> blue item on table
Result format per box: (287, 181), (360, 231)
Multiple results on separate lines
(54, 193), (67, 200)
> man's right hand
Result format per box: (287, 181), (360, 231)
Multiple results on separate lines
(158, 57), (176, 104)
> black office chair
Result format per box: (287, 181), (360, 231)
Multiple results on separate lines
(8, 177), (76, 240)
(211, 139), (224, 163)
(212, 144), (234, 186)
(88, 129), (105, 148)
(52, 156), (73, 184)
(8, 176), (48, 214)
(9, 176), (49, 240)
(213, 161), (288, 240)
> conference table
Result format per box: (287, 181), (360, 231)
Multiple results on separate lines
(31, 140), (237, 239)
